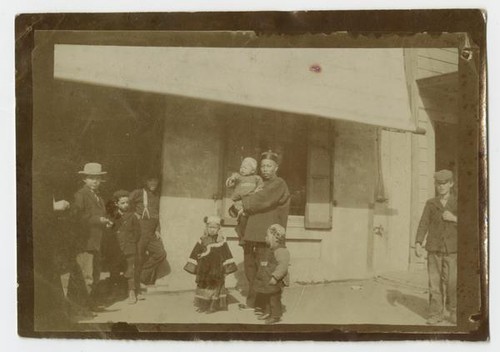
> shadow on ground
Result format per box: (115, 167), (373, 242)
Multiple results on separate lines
(386, 289), (429, 320)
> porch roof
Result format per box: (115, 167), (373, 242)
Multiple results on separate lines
(54, 44), (419, 133)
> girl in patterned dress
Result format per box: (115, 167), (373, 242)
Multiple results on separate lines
(184, 216), (237, 313)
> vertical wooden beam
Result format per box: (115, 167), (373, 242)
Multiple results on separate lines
(405, 48), (424, 270)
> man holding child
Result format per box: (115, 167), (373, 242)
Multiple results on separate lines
(232, 151), (290, 311)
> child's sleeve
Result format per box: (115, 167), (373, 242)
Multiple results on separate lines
(183, 242), (202, 275)
(225, 173), (240, 188)
(272, 248), (290, 282)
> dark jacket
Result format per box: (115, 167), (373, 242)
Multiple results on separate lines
(241, 176), (290, 243)
(72, 185), (107, 252)
(415, 195), (457, 253)
(254, 246), (290, 294)
(112, 211), (141, 255)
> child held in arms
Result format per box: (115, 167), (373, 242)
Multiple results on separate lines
(225, 157), (264, 245)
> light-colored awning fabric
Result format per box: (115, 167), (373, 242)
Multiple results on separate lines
(54, 44), (417, 132)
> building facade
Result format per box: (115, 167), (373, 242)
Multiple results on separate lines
(32, 31), (459, 291)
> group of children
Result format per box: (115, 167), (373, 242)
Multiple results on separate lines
(75, 156), (290, 323)
(106, 175), (167, 305)
(184, 156), (290, 324)
(184, 216), (290, 324)
(72, 162), (166, 311)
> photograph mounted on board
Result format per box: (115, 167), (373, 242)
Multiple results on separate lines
(15, 10), (487, 340)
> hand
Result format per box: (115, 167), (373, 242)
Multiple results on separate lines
(442, 210), (457, 223)
(269, 277), (278, 285)
(415, 243), (424, 258)
(155, 230), (161, 239)
(237, 209), (245, 218)
(233, 202), (243, 212)
(225, 173), (239, 187)
(100, 217), (112, 225)
(254, 185), (264, 193)
(53, 199), (70, 211)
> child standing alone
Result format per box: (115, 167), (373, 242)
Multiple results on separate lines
(253, 224), (290, 324)
(109, 190), (142, 304)
(184, 216), (237, 313)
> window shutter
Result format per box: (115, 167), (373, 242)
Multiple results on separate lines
(305, 118), (333, 229)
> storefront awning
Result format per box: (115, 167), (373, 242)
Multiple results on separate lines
(54, 44), (418, 132)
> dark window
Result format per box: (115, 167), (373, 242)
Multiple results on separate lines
(222, 112), (308, 222)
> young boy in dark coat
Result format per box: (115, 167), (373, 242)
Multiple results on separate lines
(415, 169), (458, 325)
(109, 190), (142, 304)
(253, 224), (290, 324)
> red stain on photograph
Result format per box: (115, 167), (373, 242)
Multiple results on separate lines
(309, 64), (322, 73)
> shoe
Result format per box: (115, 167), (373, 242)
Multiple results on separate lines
(426, 315), (443, 325)
(128, 290), (137, 304)
(264, 317), (281, 325)
(72, 309), (97, 322)
(238, 303), (255, 311)
(89, 304), (106, 312)
(257, 314), (271, 320)
(136, 292), (145, 301)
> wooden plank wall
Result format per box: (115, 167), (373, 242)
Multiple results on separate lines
(409, 48), (458, 267)
(416, 48), (459, 79)
(416, 48), (458, 209)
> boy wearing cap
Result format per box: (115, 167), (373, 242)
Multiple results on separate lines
(253, 224), (290, 325)
(71, 163), (113, 310)
(415, 169), (457, 325)
(109, 190), (142, 304)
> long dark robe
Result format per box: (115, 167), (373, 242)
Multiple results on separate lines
(184, 234), (237, 310)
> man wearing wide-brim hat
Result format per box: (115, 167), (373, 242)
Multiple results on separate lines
(71, 162), (112, 311)
(415, 169), (458, 325)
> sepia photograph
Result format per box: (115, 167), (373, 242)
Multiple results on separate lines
(15, 9), (487, 341)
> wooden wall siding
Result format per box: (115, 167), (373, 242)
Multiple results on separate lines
(408, 48), (458, 262)
(416, 48), (459, 79)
